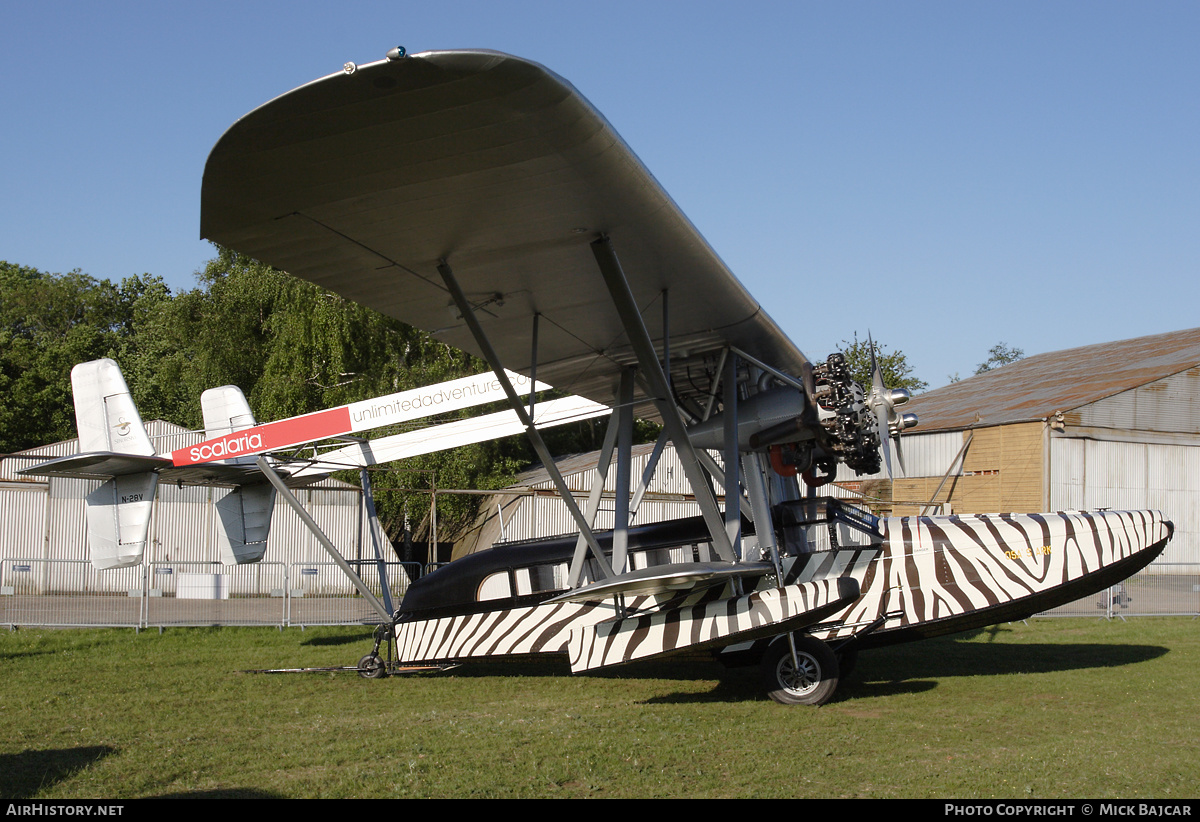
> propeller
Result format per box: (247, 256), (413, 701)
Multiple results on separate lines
(866, 334), (918, 478)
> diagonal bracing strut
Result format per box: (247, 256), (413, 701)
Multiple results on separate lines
(437, 261), (616, 581)
(256, 456), (393, 622)
(590, 236), (737, 563)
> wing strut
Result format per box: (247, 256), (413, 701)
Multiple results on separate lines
(436, 261), (616, 581)
(359, 466), (395, 615)
(630, 428), (669, 517)
(612, 368), (636, 575)
(566, 398), (622, 588)
(590, 236), (737, 563)
(256, 456), (392, 622)
(723, 351), (742, 559)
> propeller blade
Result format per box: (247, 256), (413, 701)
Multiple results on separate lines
(867, 333), (893, 479)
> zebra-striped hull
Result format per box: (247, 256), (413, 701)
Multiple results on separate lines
(567, 577), (858, 671)
(394, 598), (607, 665)
(393, 509), (1170, 669)
(797, 509), (1172, 646)
(394, 577), (859, 669)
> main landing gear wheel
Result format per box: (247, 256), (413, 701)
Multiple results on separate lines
(762, 635), (839, 706)
(357, 654), (387, 679)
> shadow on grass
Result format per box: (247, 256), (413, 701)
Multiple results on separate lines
(0, 748), (286, 800)
(411, 631), (1170, 705)
(0, 746), (116, 800)
(0, 648), (61, 664)
(856, 634), (1169, 680)
(299, 630), (376, 648)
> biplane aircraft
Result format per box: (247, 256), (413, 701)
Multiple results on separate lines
(24, 48), (1173, 705)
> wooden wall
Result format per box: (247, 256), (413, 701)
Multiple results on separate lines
(892, 422), (1044, 515)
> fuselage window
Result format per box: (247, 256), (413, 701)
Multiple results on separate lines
(630, 548), (673, 570)
(477, 571), (512, 602)
(514, 562), (568, 596)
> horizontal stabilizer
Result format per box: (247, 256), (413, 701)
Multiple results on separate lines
(287, 395), (609, 480)
(19, 451), (172, 481)
(566, 577), (859, 672)
(214, 482), (276, 564)
(175, 369), (551, 467)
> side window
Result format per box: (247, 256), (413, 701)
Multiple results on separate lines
(477, 571), (512, 602)
(514, 562), (568, 596)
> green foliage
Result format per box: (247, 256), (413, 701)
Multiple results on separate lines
(836, 333), (928, 392)
(975, 341), (1025, 375)
(0, 261), (171, 451)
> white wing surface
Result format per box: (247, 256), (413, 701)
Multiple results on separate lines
(201, 49), (807, 419)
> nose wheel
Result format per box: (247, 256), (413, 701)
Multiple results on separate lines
(357, 653), (387, 679)
(357, 623), (396, 679)
(761, 634), (839, 706)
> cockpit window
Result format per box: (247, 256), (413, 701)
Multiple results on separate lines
(477, 571), (512, 601)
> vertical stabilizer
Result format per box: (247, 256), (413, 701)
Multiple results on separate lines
(201, 385), (275, 563)
(86, 473), (159, 570)
(72, 359), (155, 456)
(201, 386), (258, 464)
(70, 359), (157, 570)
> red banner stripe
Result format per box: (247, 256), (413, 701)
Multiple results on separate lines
(172, 407), (352, 465)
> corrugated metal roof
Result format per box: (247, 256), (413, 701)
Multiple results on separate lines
(908, 327), (1200, 432)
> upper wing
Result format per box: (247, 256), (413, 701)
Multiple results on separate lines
(201, 49), (807, 418)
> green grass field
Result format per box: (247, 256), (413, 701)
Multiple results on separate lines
(1, 618), (1196, 799)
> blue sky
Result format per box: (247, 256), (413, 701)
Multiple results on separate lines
(3, 1), (1197, 389)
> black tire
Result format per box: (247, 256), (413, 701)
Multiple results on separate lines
(357, 654), (387, 679)
(761, 635), (839, 706)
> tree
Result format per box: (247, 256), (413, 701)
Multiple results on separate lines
(836, 333), (928, 392)
(0, 261), (172, 452)
(974, 342), (1025, 375)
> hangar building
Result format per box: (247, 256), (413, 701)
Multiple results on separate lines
(860, 327), (1200, 568)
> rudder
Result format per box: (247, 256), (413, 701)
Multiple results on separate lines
(202, 385), (275, 564)
(70, 359), (158, 570)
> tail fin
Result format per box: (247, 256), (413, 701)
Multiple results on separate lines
(70, 359), (159, 570)
(201, 385), (275, 565)
(200, 386), (259, 461)
(73, 358), (155, 456)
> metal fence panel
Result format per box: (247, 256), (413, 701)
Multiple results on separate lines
(1040, 564), (1200, 618)
(1, 559), (143, 627)
(144, 561), (288, 627)
(286, 560), (416, 627)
